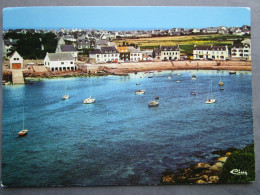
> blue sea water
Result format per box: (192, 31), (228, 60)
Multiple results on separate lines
(1, 70), (254, 187)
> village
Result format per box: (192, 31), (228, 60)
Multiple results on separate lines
(2, 25), (251, 84)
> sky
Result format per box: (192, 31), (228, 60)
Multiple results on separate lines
(3, 6), (251, 30)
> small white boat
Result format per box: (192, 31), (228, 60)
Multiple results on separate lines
(148, 75), (153, 78)
(135, 90), (146, 95)
(205, 80), (216, 104)
(168, 76), (171, 79)
(62, 84), (69, 100)
(140, 75), (145, 78)
(177, 73), (181, 76)
(18, 106), (28, 136)
(18, 129), (28, 136)
(190, 92), (196, 95)
(205, 99), (216, 104)
(83, 96), (96, 104)
(191, 75), (196, 80)
(62, 94), (69, 100)
(176, 80), (181, 83)
(148, 100), (159, 107)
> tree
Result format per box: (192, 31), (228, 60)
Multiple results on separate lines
(7, 32), (57, 59)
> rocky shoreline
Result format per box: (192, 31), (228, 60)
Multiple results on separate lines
(161, 145), (252, 184)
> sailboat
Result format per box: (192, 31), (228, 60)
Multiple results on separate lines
(205, 80), (216, 104)
(83, 79), (96, 104)
(149, 87), (159, 106)
(62, 84), (70, 100)
(218, 74), (224, 86)
(18, 106), (28, 136)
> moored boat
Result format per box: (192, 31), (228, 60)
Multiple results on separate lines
(229, 71), (236, 74)
(18, 106), (28, 137)
(148, 100), (159, 107)
(18, 129), (28, 136)
(135, 89), (146, 95)
(62, 85), (69, 100)
(83, 96), (96, 104)
(205, 99), (216, 104)
(205, 80), (216, 104)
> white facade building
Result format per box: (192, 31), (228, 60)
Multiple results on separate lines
(127, 46), (143, 61)
(44, 53), (76, 71)
(89, 47), (120, 63)
(231, 43), (251, 61)
(160, 46), (180, 60)
(10, 51), (23, 69)
(193, 45), (229, 60)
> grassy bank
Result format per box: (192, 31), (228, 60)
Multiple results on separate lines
(219, 144), (255, 183)
(114, 34), (250, 55)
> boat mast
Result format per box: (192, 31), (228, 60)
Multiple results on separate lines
(23, 106), (25, 130)
(211, 80), (213, 99)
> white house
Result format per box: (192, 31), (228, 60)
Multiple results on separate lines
(44, 52), (76, 71)
(89, 47), (120, 63)
(193, 45), (229, 60)
(127, 46), (143, 61)
(10, 51), (23, 69)
(231, 43), (251, 61)
(160, 46), (180, 60)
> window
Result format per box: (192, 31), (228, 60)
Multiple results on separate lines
(104, 55), (106, 57)
(61, 62), (64, 65)
(17, 58), (19, 60)
(97, 55), (100, 58)
(70, 62), (73, 64)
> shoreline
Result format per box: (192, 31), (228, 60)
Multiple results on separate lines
(161, 143), (255, 184)
(2, 60), (251, 80)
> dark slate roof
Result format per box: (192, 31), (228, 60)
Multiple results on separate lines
(60, 45), (77, 52)
(101, 47), (119, 53)
(47, 53), (74, 61)
(212, 46), (226, 50)
(194, 45), (227, 51)
(161, 46), (179, 51)
(90, 49), (102, 54)
(90, 47), (119, 54)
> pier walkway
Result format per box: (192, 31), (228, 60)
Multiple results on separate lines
(12, 70), (25, 84)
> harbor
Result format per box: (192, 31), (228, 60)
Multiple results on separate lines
(2, 70), (253, 186)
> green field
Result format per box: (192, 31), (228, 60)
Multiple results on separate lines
(115, 34), (250, 55)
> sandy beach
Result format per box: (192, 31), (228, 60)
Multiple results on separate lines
(99, 60), (251, 75)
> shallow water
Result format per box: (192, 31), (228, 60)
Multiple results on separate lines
(2, 70), (253, 186)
